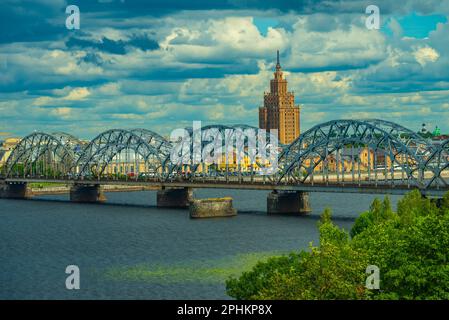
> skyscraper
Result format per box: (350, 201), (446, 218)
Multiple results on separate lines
(259, 51), (300, 145)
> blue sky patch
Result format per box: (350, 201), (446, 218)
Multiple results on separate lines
(385, 12), (447, 38)
(253, 17), (279, 36)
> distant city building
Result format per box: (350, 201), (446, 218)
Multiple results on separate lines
(421, 123), (427, 134)
(433, 125), (441, 137)
(259, 51), (300, 145)
(0, 137), (21, 166)
(430, 125), (449, 142)
(418, 124), (448, 141)
(432, 135), (449, 141)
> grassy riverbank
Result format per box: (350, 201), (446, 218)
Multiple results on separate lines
(28, 182), (67, 188)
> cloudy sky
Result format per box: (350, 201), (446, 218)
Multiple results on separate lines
(1, 0), (449, 139)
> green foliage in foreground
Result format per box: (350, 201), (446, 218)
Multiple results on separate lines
(226, 190), (449, 300)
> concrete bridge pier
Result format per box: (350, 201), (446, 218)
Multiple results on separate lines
(190, 197), (237, 218)
(267, 190), (311, 215)
(0, 181), (32, 199)
(157, 187), (193, 208)
(70, 184), (106, 203)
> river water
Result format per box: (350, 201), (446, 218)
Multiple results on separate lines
(0, 189), (401, 299)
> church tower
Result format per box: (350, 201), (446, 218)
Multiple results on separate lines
(259, 51), (300, 145)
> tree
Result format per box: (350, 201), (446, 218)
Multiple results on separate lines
(226, 208), (369, 299)
(226, 190), (449, 300)
(350, 196), (396, 238)
(352, 190), (449, 299)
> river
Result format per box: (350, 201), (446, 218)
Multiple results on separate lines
(0, 189), (401, 299)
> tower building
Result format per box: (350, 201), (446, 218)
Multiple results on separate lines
(259, 51), (300, 145)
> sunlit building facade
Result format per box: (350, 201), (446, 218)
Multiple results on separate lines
(259, 51), (301, 145)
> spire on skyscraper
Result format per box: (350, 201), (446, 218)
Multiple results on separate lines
(276, 50), (281, 71)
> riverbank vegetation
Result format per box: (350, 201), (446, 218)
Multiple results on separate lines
(226, 190), (449, 299)
(104, 252), (284, 284)
(28, 182), (67, 188)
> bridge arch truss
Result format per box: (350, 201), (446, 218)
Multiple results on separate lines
(166, 124), (279, 182)
(277, 119), (437, 188)
(4, 132), (78, 179)
(73, 129), (171, 180)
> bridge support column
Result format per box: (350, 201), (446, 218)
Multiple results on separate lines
(267, 190), (311, 215)
(0, 182), (32, 199)
(157, 187), (193, 208)
(190, 198), (237, 218)
(70, 184), (106, 203)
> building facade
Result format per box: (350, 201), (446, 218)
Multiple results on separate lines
(0, 137), (21, 167)
(259, 51), (300, 145)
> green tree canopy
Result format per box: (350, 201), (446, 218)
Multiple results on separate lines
(226, 190), (449, 300)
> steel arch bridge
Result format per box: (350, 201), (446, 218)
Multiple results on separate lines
(2, 119), (448, 194)
(168, 124), (279, 179)
(277, 119), (437, 187)
(4, 132), (79, 179)
(73, 128), (172, 180)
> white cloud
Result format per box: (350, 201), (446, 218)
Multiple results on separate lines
(51, 107), (73, 119)
(2, 6), (449, 137)
(97, 82), (121, 95)
(64, 87), (91, 100)
(287, 19), (387, 71)
(413, 46), (440, 66)
(32, 96), (53, 106)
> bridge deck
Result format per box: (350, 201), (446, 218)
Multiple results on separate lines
(3, 178), (448, 197)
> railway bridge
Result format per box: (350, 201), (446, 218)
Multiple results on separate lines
(2, 119), (449, 214)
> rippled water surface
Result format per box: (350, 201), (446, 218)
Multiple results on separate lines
(0, 189), (400, 299)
